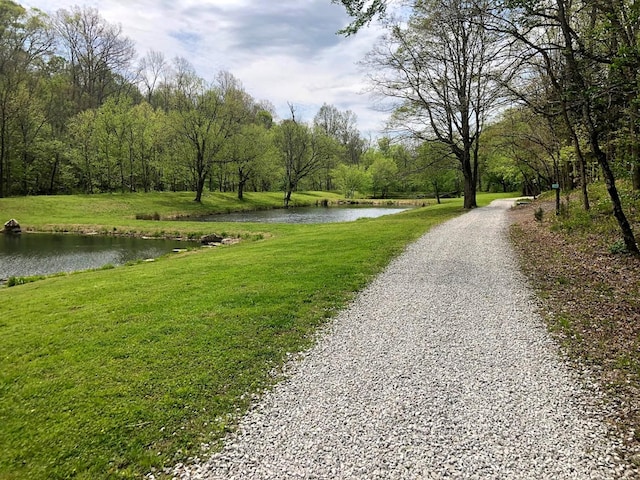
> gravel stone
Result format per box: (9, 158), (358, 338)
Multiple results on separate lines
(170, 200), (629, 479)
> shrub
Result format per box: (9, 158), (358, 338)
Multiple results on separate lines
(534, 207), (544, 222)
(135, 212), (161, 221)
(609, 239), (628, 255)
(7, 275), (45, 287)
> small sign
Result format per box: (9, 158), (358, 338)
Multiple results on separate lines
(552, 183), (560, 189)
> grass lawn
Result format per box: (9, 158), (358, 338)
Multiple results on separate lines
(0, 191), (517, 479)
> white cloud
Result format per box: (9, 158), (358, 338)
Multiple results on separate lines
(21, 0), (390, 137)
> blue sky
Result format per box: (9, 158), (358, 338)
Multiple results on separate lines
(21, 0), (389, 137)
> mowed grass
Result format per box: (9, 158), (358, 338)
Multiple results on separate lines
(0, 191), (343, 240)
(0, 192), (516, 479)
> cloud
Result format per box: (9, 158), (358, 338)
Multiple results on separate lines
(212, 2), (347, 57)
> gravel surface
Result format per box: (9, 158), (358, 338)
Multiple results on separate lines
(170, 200), (628, 479)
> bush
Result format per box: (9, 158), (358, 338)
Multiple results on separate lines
(609, 239), (628, 255)
(135, 212), (161, 220)
(552, 208), (593, 233)
(534, 207), (544, 222)
(7, 275), (45, 287)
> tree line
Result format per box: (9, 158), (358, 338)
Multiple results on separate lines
(0, 0), (471, 204)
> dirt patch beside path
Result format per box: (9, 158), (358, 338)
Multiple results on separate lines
(508, 199), (640, 467)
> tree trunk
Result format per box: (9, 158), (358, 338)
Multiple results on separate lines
(572, 135), (590, 211)
(632, 112), (640, 190)
(463, 175), (477, 209)
(590, 131), (639, 255)
(462, 154), (477, 209)
(238, 179), (245, 200)
(633, 163), (640, 191)
(49, 153), (60, 194)
(0, 108), (7, 197)
(194, 174), (205, 203)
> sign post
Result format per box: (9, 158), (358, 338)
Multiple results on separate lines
(552, 183), (560, 215)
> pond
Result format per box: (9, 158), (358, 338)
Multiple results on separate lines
(0, 233), (190, 280)
(182, 206), (413, 224)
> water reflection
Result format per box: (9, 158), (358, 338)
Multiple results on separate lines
(0, 233), (189, 279)
(184, 206), (412, 224)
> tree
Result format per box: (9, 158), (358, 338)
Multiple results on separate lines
(368, 154), (397, 197)
(137, 50), (167, 105)
(169, 66), (250, 202)
(482, 107), (569, 196)
(67, 108), (98, 193)
(332, 163), (371, 198)
(40, 58), (77, 194)
(493, 0), (640, 253)
(0, 1), (53, 196)
(313, 103), (365, 164)
(415, 141), (460, 202)
(364, 0), (507, 208)
(275, 106), (330, 207)
(223, 123), (271, 200)
(127, 101), (165, 192)
(333, 0), (388, 35)
(54, 6), (135, 111)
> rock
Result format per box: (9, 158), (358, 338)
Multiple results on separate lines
(201, 233), (223, 244)
(3, 219), (21, 235)
(222, 238), (241, 246)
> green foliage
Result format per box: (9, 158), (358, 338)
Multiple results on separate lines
(6, 275), (44, 287)
(609, 239), (629, 255)
(333, 0), (387, 36)
(332, 164), (371, 198)
(368, 155), (398, 198)
(484, 155), (523, 193)
(554, 207), (593, 233)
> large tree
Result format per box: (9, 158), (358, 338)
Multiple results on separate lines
(313, 103), (365, 165)
(223, 123), (271, 200)
(491, 0), (640, 253)
(169, 66), (252, 202)
(364, 0), (507, 208)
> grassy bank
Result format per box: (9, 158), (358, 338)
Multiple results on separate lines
(1, 191), (515, 479)
(0, 191), (346, 240)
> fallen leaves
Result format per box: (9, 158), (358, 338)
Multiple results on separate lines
(509, 199), (640, 462)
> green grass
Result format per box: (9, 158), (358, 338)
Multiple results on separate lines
(0, 191), (345, 241)
(0, 191), (517, 479)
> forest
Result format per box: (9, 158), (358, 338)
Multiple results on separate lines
(2, 0), (640, 245)
(0, 0), (459, 204)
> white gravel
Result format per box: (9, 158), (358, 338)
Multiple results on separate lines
(169, 199), (629, 479)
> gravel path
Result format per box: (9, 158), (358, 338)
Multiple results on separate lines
(172, 199), (627, 479)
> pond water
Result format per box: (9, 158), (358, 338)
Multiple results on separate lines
(1, 207), (412, 280)
(0, 233), (189, 280)
(183, 206), (412, 224)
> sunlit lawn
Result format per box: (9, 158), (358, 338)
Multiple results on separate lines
(0, 191), (517, 479)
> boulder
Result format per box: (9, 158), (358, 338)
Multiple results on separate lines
(200, 233), (223, 244)
(3, 219), (21, 235)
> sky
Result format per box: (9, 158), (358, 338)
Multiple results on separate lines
(20, 0), (391, 138)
